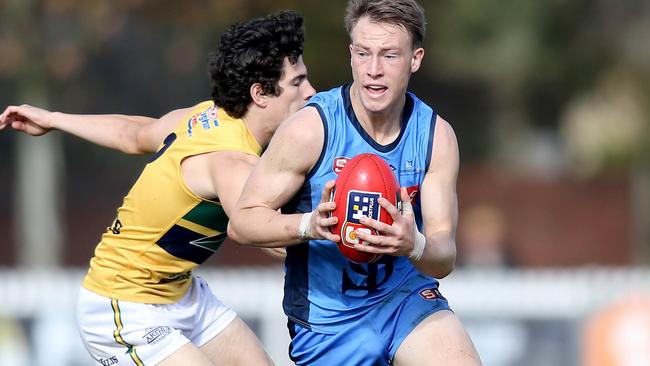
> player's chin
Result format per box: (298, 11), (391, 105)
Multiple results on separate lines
(363, 93), (394, 110)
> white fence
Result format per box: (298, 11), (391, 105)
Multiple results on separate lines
(1, 267), (649, 366)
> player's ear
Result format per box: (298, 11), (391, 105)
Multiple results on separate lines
(349, 44), (354, 66)
(410, 47), (424, 73)
(250, 83), (268, 108)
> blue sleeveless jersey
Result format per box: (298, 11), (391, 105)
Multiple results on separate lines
(282, 84), (440, 334)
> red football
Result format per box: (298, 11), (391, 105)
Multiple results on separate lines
(331, 153), (400, 263)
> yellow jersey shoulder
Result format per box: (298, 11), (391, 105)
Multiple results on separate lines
(172, 101), (262, 157)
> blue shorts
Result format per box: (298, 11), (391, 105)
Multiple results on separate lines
(288, 283), (450, 365)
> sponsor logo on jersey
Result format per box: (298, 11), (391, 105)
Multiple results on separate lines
(187, 116), (199, 136)
(109, 217), (122, 235)
(160, 271), (192, 284)
(404, 160), (414, 172)
(187, 107), (219, 137)
(207, 105), (218, 120)
(346, 190), (381, 223)
(199, 113), (211, 130)
(100, 356), (118, 366)
(333, 157), (350, 174)
(144, 326), (172, 345)
(419, 288), (441, 300)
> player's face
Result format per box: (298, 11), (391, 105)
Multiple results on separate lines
(349, 16), (424, 115)
(266, 56), (315, 127)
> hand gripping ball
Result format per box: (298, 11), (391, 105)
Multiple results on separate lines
(330, 153), (400, 263)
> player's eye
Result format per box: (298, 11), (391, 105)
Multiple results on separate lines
(293, 76), (305, 87)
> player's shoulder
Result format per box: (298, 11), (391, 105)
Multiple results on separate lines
(171, 102), (260, 154)
(180, 103), (250, 141)
(276, 105), (324, 140)
(428, 115), (459, 172)
(263, 106), (325, 169)
(203, 148), (259, 171)
(306, 85), (346, 108)
(188, 100), (214, 113)
(169, 101), (214, 124)
(406, 92), (437, 123)
(433, 115), (457, 142)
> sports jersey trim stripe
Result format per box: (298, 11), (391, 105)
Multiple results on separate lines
(340, 83), (414, 152)
(284, 241), (312, 329)
(304, 103), (329, 181)
(111, 299), (145, 366)
(182, 201), (228, 232)
(176, 218), (219, 237)
(425, 112), (437, 171)
(156, 225), (226, 264)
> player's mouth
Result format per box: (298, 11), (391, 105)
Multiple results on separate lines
(364, 84), (387, 97)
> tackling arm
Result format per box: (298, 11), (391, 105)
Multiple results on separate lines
(0, 103), (196, 154)
(228, 107), (337, 248)
(181, 148), (288, 259)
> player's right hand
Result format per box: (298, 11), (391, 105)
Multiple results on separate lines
(308, 180), (340, 242)
(0, 104), (54, 136)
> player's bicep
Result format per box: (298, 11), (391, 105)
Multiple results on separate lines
(420, 117), (459, 236)
(239, 107), (324, 211)
(209, 152), (258, 218)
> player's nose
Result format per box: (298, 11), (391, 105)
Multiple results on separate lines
(303, 80), (316, 100)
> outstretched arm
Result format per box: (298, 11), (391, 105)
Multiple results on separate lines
(0, 104), (196, 154)
(228, 106), (340, 248)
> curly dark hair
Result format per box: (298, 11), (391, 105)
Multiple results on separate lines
(209, 11), (305, 118)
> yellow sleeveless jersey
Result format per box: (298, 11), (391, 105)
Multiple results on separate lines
(82, 101), (261, 303)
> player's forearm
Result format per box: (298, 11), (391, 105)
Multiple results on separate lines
(50, 112), (154, 154)
(228, 207), (305, 248)
(260, 247), (287, 259)
(413, 230), (457, 278)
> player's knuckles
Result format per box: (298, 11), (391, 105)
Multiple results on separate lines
(327, 233), (340, 242)
(355, 231), (371, 242)
(320, 202), (335, 211)
(319, 217), (335, 227)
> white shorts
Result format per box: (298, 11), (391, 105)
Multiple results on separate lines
(77, 276), (237, 366)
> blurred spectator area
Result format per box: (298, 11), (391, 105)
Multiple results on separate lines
(457, 166), (633, 268)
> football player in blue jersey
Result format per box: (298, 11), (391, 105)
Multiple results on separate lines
(229, 0), (481, 365)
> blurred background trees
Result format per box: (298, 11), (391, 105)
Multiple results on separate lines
(0, 0), (648, 267)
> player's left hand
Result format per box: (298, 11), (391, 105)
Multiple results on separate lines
(354, 187), (417, 257)
(0, 104), (54, 136)
(306, 180), (340, 242)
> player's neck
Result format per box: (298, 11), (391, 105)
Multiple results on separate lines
(240, 110), (274, 149)
(350, 85), (404, 145)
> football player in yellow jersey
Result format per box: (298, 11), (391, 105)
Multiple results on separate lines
(1, 11), (315, 366)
